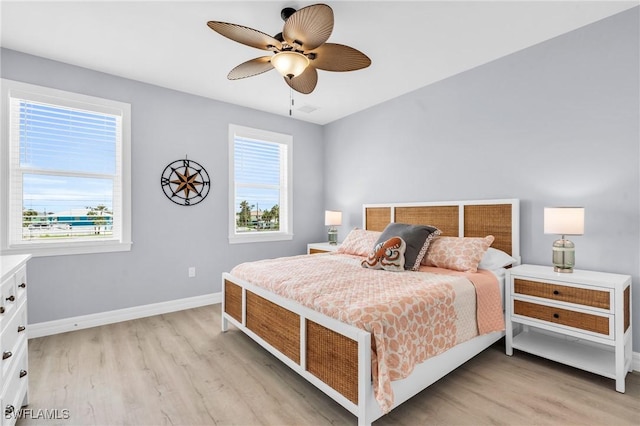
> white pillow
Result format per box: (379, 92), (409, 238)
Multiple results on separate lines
(478, 247), (517, 270)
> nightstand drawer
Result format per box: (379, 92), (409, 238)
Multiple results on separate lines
(513, 299), (610, 336)
(309, 248), (330, 254)
(514, 278), (610, 309)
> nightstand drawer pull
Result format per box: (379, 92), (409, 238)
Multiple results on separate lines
(2, 351), (12, 360)
(5, 295), (15, 302)
(514, 300), (610, 335)
(20, 369), (27, 378)
(514, 279), (610, 309)
(17, 325), (26, 332)
(19, 282), (26, 288)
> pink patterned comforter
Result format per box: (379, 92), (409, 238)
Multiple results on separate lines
(230, 252), (504, 413)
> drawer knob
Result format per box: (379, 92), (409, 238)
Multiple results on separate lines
(19, 282), (26, 288)
(2, 351), (12, 360)
(553, 290), (560, 295)
(5, 295), (15, 302)
(18, 325), (26, 333)
(553, 313), (560, 319)
(5, 405), (15, 415)
(20, 369), (27, 378)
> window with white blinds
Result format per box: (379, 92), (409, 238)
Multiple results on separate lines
(228, 124), (293, 243)
(1, 79), (132, 256)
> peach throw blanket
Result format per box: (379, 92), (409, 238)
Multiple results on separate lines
(231, 253), (504, 413)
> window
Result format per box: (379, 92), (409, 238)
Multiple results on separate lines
(1, 79), (131, 256)
(228, 124), (293, 243)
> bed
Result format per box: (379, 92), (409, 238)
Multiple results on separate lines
(221, 199), (520, 425)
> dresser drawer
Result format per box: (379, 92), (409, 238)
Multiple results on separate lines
(513, 299), (611, 337)
(0, 344), (28, 426)
(13, 267), (27, 306)
(514, 278), (610, 310)
(0, 275), (16, 319)
(1, 303), (27, 382)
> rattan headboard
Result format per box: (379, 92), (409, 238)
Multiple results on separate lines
(363, 199), (520, 260)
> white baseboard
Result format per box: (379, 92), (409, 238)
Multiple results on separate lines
(634, 351), (640, 372)
(28, 292), (221, 339)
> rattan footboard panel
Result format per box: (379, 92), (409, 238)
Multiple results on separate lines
(224, 279), (243, 323)
(306, 320), (359, 404)
(246, 291), (301, 364)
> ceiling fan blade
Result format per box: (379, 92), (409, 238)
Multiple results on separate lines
(284, 66), (318, 94)
(282, 4), (333, 51)
(207, 21), (282, 51)
(227, 57), (274, 80)
(310, 43), (371, 72)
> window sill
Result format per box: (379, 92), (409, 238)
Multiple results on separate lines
(2, 240), (133, 257)
(228, 232), (293, 244)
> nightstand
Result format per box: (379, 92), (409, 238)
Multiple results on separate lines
(506, 264), (632, 392)
(307, 242), (339, 254)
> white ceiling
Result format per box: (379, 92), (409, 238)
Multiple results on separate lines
(1, 1), (637, 125)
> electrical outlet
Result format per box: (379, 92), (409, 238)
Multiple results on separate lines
(188, 267), (196, 278)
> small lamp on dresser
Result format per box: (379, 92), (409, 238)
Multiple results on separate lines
(544, 207), (584, 273)
(325, 210), (342, 245)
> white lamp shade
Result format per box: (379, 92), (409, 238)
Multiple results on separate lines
(544, 207), (585, 235)
(271, 51), (309, 79)
(325, 210), (342, 226)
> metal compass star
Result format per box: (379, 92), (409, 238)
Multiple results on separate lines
(170, 166), (203, 199)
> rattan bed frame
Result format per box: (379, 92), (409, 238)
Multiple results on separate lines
(221, 199), (520, 426)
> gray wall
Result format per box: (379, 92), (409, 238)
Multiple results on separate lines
(325, 8), (640, 350)
(1, 48), (326, 323)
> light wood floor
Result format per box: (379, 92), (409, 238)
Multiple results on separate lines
(22, 304), (639, 425)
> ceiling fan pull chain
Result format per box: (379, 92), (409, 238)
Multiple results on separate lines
(289, 87), (294, 116)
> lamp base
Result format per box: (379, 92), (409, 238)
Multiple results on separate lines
(552, 237), (575, 273)
(328, 227), (338, 245)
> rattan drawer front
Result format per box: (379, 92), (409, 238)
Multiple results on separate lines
(306, 320), (358, 404)
(514, 279), (610, 310)
(514, 300), (609, 336)
(309, 248), (329, 254)
(246, 291), (300, 364)
(624, 286), (630, 332)
(224, 280), (243, 323)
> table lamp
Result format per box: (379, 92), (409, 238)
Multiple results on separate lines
(325, 210), (342, 245)
(544, 207), (584, 273)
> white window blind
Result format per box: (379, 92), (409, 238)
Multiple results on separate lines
(228, 124), (292, 243)
(1, 79), (132, 256)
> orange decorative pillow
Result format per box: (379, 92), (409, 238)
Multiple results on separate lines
(337, 228), (382, 257)
(361, 237), (406, 272)
(424, 235), (495, 273)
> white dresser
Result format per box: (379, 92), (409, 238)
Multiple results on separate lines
(0, 254), (30, 426)
(506, 264), (632, 393)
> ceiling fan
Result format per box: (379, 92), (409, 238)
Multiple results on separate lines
(207, 3), (371, 94)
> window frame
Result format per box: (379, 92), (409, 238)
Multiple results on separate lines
(228, 123), (293, 244)
(0, 78), (132, 257)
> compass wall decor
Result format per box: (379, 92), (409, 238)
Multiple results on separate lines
(161, 158), (211, 206)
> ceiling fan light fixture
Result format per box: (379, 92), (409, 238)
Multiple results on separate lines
(271, 51), (309, 79)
